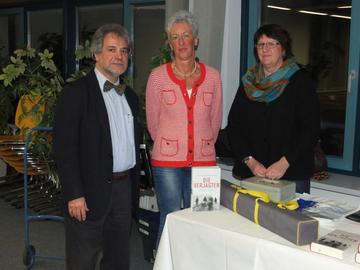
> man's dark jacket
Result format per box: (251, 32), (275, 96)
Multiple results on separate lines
(53, 70), (140, 220)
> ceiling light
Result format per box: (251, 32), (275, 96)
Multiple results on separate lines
(267, 5), (291, 11)
(298, 10), (328, 16)
(330, 14), (351, 19)
(337, 6), (352, 9)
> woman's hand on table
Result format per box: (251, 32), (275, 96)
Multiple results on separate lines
(265, 156), (289, 180)
(247, 158), (267, 177)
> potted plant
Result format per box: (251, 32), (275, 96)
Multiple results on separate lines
(0, 47), (64, 177)
(0, 47), (63, 136)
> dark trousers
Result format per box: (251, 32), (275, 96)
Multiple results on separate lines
(64, 176), (132, 270)
(294, 179), (311, 194)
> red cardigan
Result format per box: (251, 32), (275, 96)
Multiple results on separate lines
(146, 62), (222, 167)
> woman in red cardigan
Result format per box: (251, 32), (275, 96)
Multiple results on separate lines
(146, 10), (222, 247)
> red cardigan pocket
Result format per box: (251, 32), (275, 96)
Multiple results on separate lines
(161, 90), (177, 105)
(201, 138), (214, 156)
(203, 92), (213, 106)
(160, 137), (178, 156)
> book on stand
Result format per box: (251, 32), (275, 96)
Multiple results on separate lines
(191, 166), (221, 211)
(310, 229), (360, 260)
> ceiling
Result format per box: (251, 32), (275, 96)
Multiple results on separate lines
(266, 0), (351, 15)
(0, 0), (55, 7)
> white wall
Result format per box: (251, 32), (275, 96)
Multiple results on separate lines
(165, 0), (188, 21)
(190, 0), (226, 72)
(220, 0), (241, 128)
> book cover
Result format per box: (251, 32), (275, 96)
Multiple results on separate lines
(310, 230), (360, 259)
(191, 166), (221, 211)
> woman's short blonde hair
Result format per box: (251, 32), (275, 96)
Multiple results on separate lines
(166, 10), (199, 37)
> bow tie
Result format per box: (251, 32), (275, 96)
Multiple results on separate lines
(103, 80), (126, 95)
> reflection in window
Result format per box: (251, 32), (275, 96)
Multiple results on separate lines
(28, 9), (63, 71)
(0, 13), (22, 64)
(133, 6), (165, 92)
(261, 0), (351, 156)
(77, 4), (123, 44)
(77, 4), (123, 71)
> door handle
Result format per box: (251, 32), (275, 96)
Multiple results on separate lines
(347, 70), (356, 94)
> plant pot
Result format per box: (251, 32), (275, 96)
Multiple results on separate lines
(15, 95), (45, 138)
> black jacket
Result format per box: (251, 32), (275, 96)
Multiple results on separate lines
(227, 69), (320, 181)
(53, 70), (140, 220)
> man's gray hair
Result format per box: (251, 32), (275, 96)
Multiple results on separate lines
(166, 10), (199, 37)
(90, 24), (133, 55)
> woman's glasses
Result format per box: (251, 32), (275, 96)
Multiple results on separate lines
(255, 42), (280, 50)
(169, 32), (193, 42)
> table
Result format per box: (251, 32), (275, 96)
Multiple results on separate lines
(153, 206), (360, 270)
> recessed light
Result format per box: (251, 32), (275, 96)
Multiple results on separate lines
(267, 5), (291, 11)
(298, 10), (328, 16)
(330, 14), (351, 19)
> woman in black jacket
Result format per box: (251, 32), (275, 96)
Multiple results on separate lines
(227, 24), (320, 193)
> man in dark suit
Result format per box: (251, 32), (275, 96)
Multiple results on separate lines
(53, 24), (140, 270)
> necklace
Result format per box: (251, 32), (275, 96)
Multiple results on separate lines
(172, 61), (198, 78)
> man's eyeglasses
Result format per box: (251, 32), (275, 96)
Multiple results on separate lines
(255, 42), (280, 50)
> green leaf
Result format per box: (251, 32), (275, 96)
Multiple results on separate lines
(14, 49), (27, 57)
(75, 40), (92, 60)
(39, 49), (57, 72)
(26, 48), (36, 58)
(30, 90), (39, 96)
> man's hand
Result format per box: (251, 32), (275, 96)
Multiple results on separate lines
(68, 197), (89, 222)
(265, 156), (290, 180)
(247, 158), (267, 177)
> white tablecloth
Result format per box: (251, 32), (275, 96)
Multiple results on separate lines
(153, 206), (360, 270)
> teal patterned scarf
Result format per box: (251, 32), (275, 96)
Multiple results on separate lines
(242, 57), (300, 103)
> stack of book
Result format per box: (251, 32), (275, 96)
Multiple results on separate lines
(311, 229), (360, 262)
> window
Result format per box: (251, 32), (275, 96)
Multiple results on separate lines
(77, 4), (123, 44)
(133, 5), (165, 92)
(28, 9), (63, 71)
(0, 11), (23, 63)
(247, 0), (360, 173)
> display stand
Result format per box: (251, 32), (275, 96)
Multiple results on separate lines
(138, 143), (159, 263)
(22, 127), (64, 269)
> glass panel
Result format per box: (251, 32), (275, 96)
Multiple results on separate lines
(133, 5), (165, 92)
(77, 4), (123, 44)
(261, 0), (351, 157)
(0, 13), (22, 63)
(28, 9), (63, 71)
